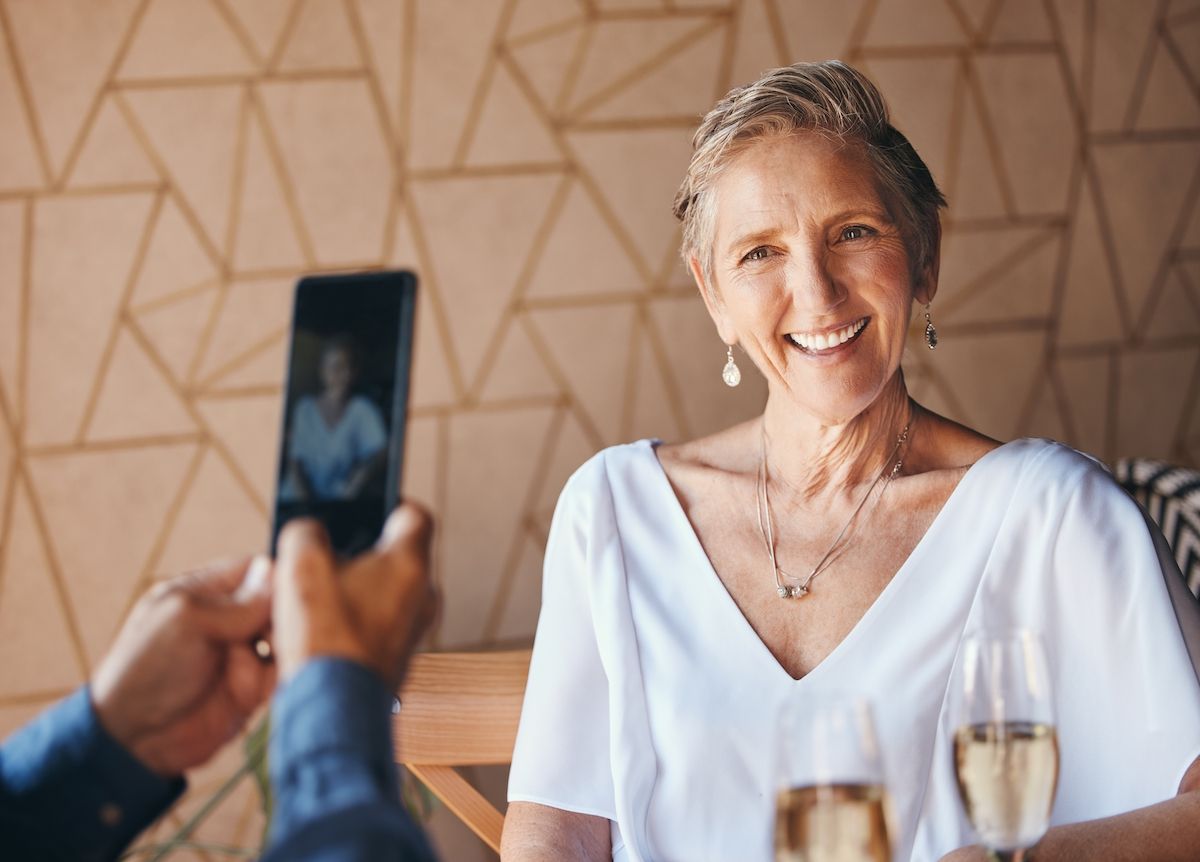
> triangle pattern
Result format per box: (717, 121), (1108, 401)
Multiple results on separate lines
(526, 180), (644, 299)
(1088, 1), (1160, 131)
(776, 0), (866, 59)
(195, 276), (295, 386)
(86, 328), (197, 441)
(118, 0), (256, 79)
(942, 232), (1060, 324)
(25, 193), (156, 446)
(1145, 267), (1200, 340)
(0, 479), (85, 695)
(954, 0), (992, 39)
(354, 0), (406, 137)
(203, 336), (287, 391)
(276, 0), (362, 72)
(1134, 38), (1200, 131)
(948, 87), (1009, 220)
(508, 0), (583, 42)
(1058, 176), (1125, 347)
(407, 0), (508, 169)
(1093, 139), (1200, 325)
(1019, 373), (1069, 442)
(155, 448), (267, 575)
(988, 0), (1054, 43)
(131, 195), (220, 307)
(973, 53), (1075, 216)
(933, 330), (1046, 440)
(628, 318), (685, 444)
(859, 57), (958, 186)
(232, 109), (306, 271)
(135, 285), (220, 384)
(477, 316), (560, 403)
(568, 17), (707, 113)
(4, 0), (140, 179)
(509, 23), (586, 113)
(124, 85), (244, 255)
(440, 405), (556, 647)
(1116, 346), (1198, 460)
(0, 202), (23, 414)
(528, 304), (635, 444)
(0, 30), (45, 191)
(66, 96), (158, 188)
(465, 62), (561, 166)
(1054, 0), (1088, 110)
(1170, 15), (1200, 86)
(194, 394), (283, 505)
(408, 173), (561, 387)
(224, 0), (294, 63)
(937, 225), (1048, 312)
(1056, 353), (1112, 458)
(729, 0), (782, 89)
(409, 279), (458, 409)
(586, 25), (726, 121)
(534, 407), (597, 518)
(27, 442), (197, 663)
(256, 79), (393, 264)
(861, 0), (967, 47)
(493, 530), (545, 642)
(647, 294), (767, 438)
(566, 127), (694, 275)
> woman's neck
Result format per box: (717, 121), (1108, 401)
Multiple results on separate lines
(761, 373), (915, 501)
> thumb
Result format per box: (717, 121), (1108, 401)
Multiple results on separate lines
(274, 517), (338, 619)
(190, 581), (272, 642)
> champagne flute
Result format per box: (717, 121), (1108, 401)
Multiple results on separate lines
(775, 693), (894, 862)
(951, 629), (1059, 862)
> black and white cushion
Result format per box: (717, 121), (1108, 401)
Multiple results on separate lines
(1115, 458), (1200, 600)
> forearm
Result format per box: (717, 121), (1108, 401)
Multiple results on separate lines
(1032, 792), (1200, 861)
(501, 802), (611, 861)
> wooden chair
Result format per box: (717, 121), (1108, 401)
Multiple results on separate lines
(394, 648), (532, 854)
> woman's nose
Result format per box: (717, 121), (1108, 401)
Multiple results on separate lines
(787, 248), (847, 313)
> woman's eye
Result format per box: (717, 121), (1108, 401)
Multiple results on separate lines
(840, 225), (871, 241)
(743, 247), (770, 262)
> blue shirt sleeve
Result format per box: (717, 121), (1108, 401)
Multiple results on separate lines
(0, 687), (185, 862)
(263, 657), (438, 862)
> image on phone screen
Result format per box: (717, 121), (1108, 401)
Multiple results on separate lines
(271, 271), (416, 558)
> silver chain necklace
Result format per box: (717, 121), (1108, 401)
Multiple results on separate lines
(756, 418), (911, 599)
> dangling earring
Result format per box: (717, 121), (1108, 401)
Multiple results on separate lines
(722, 344), (741, 387)
(924, 303), (938, 350)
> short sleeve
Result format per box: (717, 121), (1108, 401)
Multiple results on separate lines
(508, 458), (617, 821)
(349, 398), (386, 461)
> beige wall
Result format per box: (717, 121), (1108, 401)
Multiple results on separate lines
(1, 0), (1199, 857)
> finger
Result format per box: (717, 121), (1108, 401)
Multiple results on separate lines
(233, 555), (272, 602)
(190, 587), (273, 642)
(176, 556), (255, 597)
(377, 502), (434, 560)
(275, 518), (338, 614)
(226, 643), (273, 715)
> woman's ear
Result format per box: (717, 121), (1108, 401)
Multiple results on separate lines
(688, 254), (738, 346)
(913, 223), (941, 306)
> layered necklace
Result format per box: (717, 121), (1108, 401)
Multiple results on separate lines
(756, 417), (912, 599)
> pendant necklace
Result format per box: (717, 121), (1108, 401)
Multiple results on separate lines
(756, 418), (911, 599)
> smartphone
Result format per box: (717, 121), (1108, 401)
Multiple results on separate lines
(270, 270), (417, 558)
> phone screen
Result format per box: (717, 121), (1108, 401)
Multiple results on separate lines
(271, 270), (416, 558)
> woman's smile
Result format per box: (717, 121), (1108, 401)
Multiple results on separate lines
(785, 316), (870, 355)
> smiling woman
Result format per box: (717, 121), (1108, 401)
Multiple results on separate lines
(500, 62), (1200, 862)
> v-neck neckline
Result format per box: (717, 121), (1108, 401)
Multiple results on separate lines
(643, 438), (1014, 685)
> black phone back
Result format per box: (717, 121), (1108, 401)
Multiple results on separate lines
(270, 270), (417, 557)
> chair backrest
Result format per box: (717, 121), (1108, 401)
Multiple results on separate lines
(395, 648), (532, 854)
(1115, 458), (1200, 598)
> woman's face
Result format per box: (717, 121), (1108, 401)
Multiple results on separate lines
(319, 346), (353, 401)
(697, 133), (936, 425)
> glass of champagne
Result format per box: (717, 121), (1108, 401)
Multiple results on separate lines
(774, 693), (893, 862)
(951, 629), (1060, 862)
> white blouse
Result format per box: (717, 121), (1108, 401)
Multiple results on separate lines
(508, 438), (1200, 861)
(281, 394), (386, 501)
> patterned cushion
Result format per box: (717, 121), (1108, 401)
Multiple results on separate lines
(1115, 458), (1200, 600)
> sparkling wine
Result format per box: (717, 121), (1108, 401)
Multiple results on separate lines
(775, 783), (891, 862)
(953, 721), (1060, 851)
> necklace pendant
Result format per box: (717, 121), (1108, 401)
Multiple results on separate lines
(791, 584), (808, 598)
(776, 586), (790, 599)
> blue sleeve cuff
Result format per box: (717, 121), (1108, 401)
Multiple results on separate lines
(268, 657), (401, 842)
(0, 687), (185, 862)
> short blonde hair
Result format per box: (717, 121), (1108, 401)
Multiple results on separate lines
(673, 60), (946, 287)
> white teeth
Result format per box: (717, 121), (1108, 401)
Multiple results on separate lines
(788, 318), (866, 352)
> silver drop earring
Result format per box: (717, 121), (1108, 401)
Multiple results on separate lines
(924, 303), (938, 350)
(722, 344), (741, 387)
